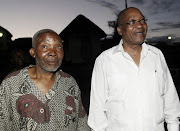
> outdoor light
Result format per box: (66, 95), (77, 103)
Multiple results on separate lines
(0, 33), (3, 37)
(168, 36), (172, 40)
(168, 36), (172, 45)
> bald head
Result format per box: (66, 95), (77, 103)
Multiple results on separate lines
(117, 7), (144, 26)
(32, 29), (61, 49)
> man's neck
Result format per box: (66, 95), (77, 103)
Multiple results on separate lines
(28, 66), (57, 95)
(123, 43), (142, 56)
(28, 66), (56, 80)
(123, 43), (142, 67)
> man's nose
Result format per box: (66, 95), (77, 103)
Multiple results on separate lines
(48, 49), (57, 56)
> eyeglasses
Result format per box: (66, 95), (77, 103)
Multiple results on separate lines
(120, 18), (147, 26)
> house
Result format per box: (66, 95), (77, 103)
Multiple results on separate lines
(59, 14), (107, 64)
(0, 26), (13, 82)
(0, 26), (12, 56)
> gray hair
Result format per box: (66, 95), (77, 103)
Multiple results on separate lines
(32, 29), (56, 48)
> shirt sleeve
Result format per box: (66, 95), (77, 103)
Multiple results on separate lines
(0, 80), (13, 131)
(160, 51), (180, 131)
(68, 76), (90, 131)
(76, 92), (91, 131)
(88, 55), (108, 131)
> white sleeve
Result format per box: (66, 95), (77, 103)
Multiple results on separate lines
(160, 51), (180, 131)
(165, 68), (180, 131)
(88, 55), (108, 131)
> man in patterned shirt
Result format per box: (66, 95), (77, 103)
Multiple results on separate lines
(0, 29), (90, 131)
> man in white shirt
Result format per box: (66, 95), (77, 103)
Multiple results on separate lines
(88, 7), (180, 131)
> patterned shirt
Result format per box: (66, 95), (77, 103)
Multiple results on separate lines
(0, 65), (90, 131)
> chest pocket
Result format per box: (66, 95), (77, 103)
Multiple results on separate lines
(156, 69), (166, 96)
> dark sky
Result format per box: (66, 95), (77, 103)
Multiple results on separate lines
(0, 0), (180, 43)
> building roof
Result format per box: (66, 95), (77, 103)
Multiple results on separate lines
(60, 14), (106, 38)
(0, 26), (13, 39)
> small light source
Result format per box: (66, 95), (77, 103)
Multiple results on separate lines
(0, 33), (3, 37)
(168, 36), (172, 40)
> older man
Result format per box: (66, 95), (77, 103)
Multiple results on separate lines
(0, 29), (90, 131)
(88, 7), (180, 131)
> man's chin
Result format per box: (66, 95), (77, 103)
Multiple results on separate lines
(135, 40), (145, 45)
(44, 65), (61, 73)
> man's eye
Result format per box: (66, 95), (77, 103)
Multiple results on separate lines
(42, 45), (47, 49)
(57, 45), (62, 49)
(129, 20), (137, 25)
(140, 19), (145, 22)
(140, 19), (146, 24)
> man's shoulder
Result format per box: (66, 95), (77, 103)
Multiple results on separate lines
(57, 70), (77, 83)
(146, 44), (162, 54)
(3, 67), (27, 81)
(102, 45), (118, 54)
(97, 45), (118, 59)
(57, 70), (80, 94)
(57, 70), (72, 78)
(0, 68), (28, 92)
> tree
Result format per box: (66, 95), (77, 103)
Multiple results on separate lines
(108, 17), (121, 46)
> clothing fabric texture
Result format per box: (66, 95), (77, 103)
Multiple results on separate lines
(0, 65), (90, 131)
(88, 40), (180, 131)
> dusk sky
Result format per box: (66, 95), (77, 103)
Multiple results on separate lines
(0, 0), (180, 43)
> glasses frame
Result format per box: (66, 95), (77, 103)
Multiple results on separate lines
(120, 18), (148, 26)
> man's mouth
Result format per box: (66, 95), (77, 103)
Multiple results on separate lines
(46, 60), (58, 65)
(136, 31), (144, 34)
(135, 32), (145, 36)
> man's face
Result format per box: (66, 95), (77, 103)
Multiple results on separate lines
(12, 51), (24, 66)
(117, 8), (147, 45)
(34, 32), (64, 72)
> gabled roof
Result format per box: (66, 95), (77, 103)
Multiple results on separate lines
(60, 14), (106, 38)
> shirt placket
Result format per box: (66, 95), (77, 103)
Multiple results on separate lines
(137, 50), (148, 130)
(137, 69), (144, 130)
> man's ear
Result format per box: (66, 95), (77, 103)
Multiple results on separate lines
(29, 48), (36, 58)
(117, 26), (122, 35)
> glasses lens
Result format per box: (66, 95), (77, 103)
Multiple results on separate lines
(129, 20), (136, 25)
(141, 19), (148, 24)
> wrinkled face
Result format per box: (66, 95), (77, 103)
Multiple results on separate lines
(117, 8), (147, 45)
(30, 32), (64, 73)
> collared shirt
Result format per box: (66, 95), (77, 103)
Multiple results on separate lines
(88, 40), (180, 131)
(0, 65), (90, 131)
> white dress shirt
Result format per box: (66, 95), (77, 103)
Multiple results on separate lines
(88, 40), (180, 131)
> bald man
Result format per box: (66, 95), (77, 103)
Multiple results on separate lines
(88, 7), (180, 131)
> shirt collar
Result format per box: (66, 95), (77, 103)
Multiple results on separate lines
(142, 42), (158, 55)
(113, 39), (158, 55)
(23, 65), (61, 86)
(113, 39), (125, 54)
